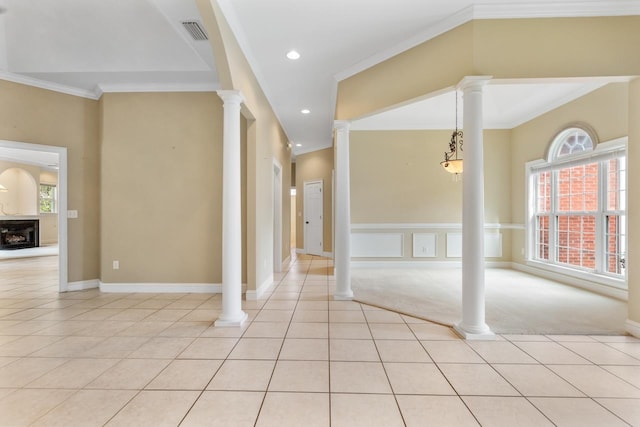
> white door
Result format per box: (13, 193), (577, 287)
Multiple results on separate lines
(304, 181), (323, 256)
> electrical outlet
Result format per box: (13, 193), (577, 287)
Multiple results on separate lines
(67, 210), (78, 218)
(113, 260), (119, 270)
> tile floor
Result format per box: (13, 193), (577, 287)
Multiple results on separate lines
(0, 255), (639, 426)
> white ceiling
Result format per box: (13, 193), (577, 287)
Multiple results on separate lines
(0, 0), (638, 158)
(0, 0), (219, 96)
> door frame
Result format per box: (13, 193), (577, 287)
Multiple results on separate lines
(0, 139), (68, 292)
(303, 179), (323, 256)
(273, 159), (282, 272)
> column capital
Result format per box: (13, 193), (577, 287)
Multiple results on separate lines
(457, 76), (492, 92)
(334, 120), (351, 132)
(217, 90), (245, 105)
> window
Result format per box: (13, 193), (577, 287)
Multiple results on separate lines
(39, 184), (57, 213)
(529, 127), (626, 283)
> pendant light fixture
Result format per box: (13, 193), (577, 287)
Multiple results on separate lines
(441, 90), (463, 174)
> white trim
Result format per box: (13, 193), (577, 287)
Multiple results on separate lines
(0, 72), (219, 101)
(97, 82), (218, 94)
(67, 279), (99, 291)
(351, 223), (524, 230)
(273, 159), (283, 273)
(0, 72), (100, 100)
(513, 262), (627, 301)
(625, 319), (640, 339)
(323, 251), (333, 258)
(99, 282), (224, 293)
(472, 1), (640, 19)
(351, 261), (511, 269)
(296, 248), (306, 255)
(246, 274), (274, 301)
(0, 140), (68, 292)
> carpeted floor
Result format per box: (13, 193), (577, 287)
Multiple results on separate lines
(352, 268), (628, 335)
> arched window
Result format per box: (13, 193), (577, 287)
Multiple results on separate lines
(529, 125), (626, 282)
(550, 127), (594, 159)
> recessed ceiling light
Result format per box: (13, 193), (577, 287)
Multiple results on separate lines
(296, 143), (302, 147)
(301, 109), (311, 114)
(286, 50), (300, 60)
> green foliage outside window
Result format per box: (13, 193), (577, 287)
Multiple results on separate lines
(40, 184), (56, 213)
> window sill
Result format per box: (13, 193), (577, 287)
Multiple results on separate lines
(524, 259), (627, 292)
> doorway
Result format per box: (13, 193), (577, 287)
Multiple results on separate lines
(304, 180), (323, 256)
(0, 140), (68, 292)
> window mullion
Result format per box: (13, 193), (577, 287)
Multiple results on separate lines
(550, 170), (557, 263)
(595, 161), (605, 273)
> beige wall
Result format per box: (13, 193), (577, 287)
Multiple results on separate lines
(337, 16), (640, 121)
(510, 83), (629, 264)
(100, 92), (227, 284)
(295, 148), (334, 253)
(0, 80), (99, 282)
(350, 130), (511, 224)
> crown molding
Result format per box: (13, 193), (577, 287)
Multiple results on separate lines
(0, 71), (220, 100)
(335, 1), (640, 82)
(97, 82), (219, 94)
(0, 71), (100, 100)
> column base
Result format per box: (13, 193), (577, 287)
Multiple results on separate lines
(454, 322), (496, 340)
(215, 311), (248, 327)
(333, 290), (354, 301)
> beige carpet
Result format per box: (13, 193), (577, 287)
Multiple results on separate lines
(352, 268), (628, 335)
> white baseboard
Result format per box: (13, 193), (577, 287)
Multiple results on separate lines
(99, 282), (223, 293)
(282, 255), (291, 267)
(67, 279), (99, 291)
(246, 274), (275, 301)
(512, 263), (628, 301)
(626, 319), (640, 338)
(296, 248), (305, 254)
(350, 260), (511, 269)
(323, 251), (333, 258)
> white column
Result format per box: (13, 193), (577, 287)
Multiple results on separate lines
(215, 90), (248, 327)
(454, 76), (494, 339)
(334, 120), (354, 300)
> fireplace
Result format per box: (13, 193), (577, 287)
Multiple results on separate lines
(0, 220), (39, 250)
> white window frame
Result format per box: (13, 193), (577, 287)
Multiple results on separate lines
(525, 136), (627, 291)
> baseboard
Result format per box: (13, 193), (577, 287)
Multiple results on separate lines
(626, 319), (640, 338)
(67, 279), (99, 291)
(323, 251), (333, 258)
(246, 274), (274, 301)
(296, 248), (305, 254)
(512, 262), (628, 301)
(282, 255), (291, 268)
(99, 282), (223, 293)
(351, 260), (512, 269)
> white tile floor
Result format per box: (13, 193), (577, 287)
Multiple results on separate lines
(0, 255), (639, 426)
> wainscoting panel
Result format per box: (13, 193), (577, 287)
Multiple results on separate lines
(352, 233), (404, 258)
(412, 233), (437, 258)
(446, 232), (503, 258)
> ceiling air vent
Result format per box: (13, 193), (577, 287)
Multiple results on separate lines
(182, 20), (208, 41)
